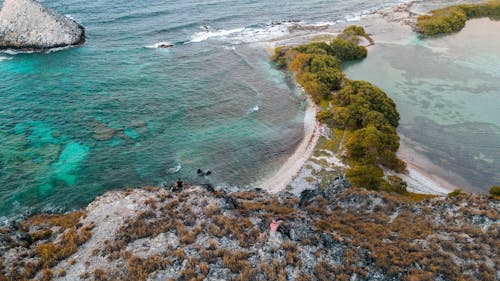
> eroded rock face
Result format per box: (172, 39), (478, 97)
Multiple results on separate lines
(0, 0), (85, 50)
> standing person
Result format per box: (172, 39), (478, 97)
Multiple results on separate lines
(270, 220), (279, 232)
(175, 178), (183, 191)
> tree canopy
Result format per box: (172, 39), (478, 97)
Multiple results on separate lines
(417, 1), (500, 35)
(272, 26), (407, 192)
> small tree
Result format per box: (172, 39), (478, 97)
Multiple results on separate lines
(489, 186), (500, 196)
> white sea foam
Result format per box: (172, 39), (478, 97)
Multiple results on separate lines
(45, 46), (73, 53)
(345, 14), (362, 22)
(0, 56), (12, 62)
(1, 46), (74, 55)
(144, 41), (174, 49)
(190, 27), (245, 43)
(64, 14), (81, 24)
(166, 163), (182, 174)
(187, 21), (335, 45)
(1, 49), (33, 55)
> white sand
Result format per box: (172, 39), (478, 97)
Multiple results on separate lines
(260, 97), (321, 193)
(397, 136), (463, 195)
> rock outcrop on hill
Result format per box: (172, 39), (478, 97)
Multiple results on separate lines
(1, 181), (498, 281)
(0, 0), (85, 50)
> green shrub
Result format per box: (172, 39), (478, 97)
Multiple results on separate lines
(386, 176), (408, 194)
(271, 46), (287, 68)
(332, 80), (400, 129)
(417, 1), (500, 35)
(489, 186), (500, 196)
(293, 41), (333, 56)
(343, 25), (367, 36)
(458, 1), (500, 18)
(346, 164), (385, 190)
(448, 189), (463, 197)
(330, 37), (367, 61)
(417, 6), (467, 35)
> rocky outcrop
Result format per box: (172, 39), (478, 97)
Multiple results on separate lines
(0, 0), (85, 50)
(1, 184), (498, 280)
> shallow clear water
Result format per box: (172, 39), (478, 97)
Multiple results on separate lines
(0, 0), (411, 218)
(345, 18), (500, 192)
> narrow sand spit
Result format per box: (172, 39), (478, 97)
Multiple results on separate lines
(260, 96), (320, 193)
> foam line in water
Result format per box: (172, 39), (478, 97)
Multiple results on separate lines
(0, 56), (12, 62)
(190, 27), (245, 43)
(167, 163), (182, 174)
(1, 45), (74, 55)
(187, 20), (336, 45)
(64, 14), (82, 24)
(144, 41), (174, 49)
(1, 49), (33, 55)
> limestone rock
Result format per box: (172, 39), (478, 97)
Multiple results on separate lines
(0, 0), (85, 50)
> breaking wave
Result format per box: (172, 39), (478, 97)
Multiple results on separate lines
(144, 41), (174, 49)
(0, 56), (12, 62)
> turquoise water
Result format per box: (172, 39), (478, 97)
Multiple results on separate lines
(0, 0), (412, 218)
(345, 18), (500, 192)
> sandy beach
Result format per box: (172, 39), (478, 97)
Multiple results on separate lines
(259, 95), (321, 193)
(396, 137), (458, 195)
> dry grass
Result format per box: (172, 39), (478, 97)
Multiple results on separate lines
(199, 262), (210, 276)
(222, 250), (251, 273)
(261, 259), (287, 281)
(2, 185), (496, 281)
(173, 248), (185, 260)
(93, 268), (110, 281)
(125, 255), (168, 280)
(21, 211), (85, 233)
(30, 229), (53, 241)
(36, 224), (93, 270)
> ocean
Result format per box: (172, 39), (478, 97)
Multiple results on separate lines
(1, 0), (497, 219)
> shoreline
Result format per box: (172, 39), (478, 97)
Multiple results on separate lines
(259, 2), (477, 196)
(259, 94), (321, 193)
(396, 136), (458, 195)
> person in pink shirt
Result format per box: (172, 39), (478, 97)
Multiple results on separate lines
(270, 220), (279, 232)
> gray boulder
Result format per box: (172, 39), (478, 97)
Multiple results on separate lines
(0, 0), (85, 50)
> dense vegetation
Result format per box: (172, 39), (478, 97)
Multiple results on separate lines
(417, 0), (500, 35)
(490, 186), (500, 196)
(273, 26), (406, 192)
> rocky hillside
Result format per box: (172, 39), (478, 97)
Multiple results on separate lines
(1, 181), (498, 281)
(0, 0), (84, 50)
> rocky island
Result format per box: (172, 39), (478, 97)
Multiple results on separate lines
(0, 0), (85, 51)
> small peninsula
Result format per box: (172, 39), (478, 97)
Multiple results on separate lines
(0, 0), (85, 50)
(417, 0), (500, 35)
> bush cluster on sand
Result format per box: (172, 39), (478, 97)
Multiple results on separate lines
(272, 26), (406, 192)
(417, 0), (500, 35)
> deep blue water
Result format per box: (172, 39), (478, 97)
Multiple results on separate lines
(0, 0), (412, 218)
